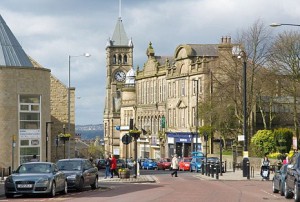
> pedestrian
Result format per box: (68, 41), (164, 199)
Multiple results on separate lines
(110, 155), (119, 178)
(138, 156), (142, 169)
(283, 155), (289, 165)
(104, 156), (111, 179)
(171, 154), (179, 177)
(30, 154), (38, 162)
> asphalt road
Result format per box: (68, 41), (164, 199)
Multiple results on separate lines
(0, 169), (286, 202)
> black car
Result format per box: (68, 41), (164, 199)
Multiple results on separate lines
(117, 159), (126, 169)
(56, 158), (98, 191)
(285, 153), (300, 201)
(95, 159), (106, 170)
(272, 164), (288, 196)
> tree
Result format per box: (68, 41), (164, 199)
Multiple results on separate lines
(268, 30), (300, 146)
(250, 130), (276, 157)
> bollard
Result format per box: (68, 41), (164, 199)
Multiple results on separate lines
(246, 161), (250, 180)
(8, 166), (11, 175)
(207, 161), (211, 177)
(201, 160), (205, 175)
(225, 160), (227, 173)
(251, 166), (254, 178)
(216, 162), (219, 180)
(233, 161), (235, 172)
(220, 161), (223, 176)
(211, 162), (214, 178)
(205, 161), (208, 176)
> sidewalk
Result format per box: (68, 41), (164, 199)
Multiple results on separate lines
(99, 175), (157, 183)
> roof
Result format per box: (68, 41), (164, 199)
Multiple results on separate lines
(111, 17), (130, 46)
(0, 15), (33, 67)
(187, 44), (218, 57)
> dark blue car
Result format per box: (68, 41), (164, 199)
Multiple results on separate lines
(142, 159), (157, 170)
(272, 164), (288, 196)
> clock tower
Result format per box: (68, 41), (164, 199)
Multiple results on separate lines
(103, 16), (133, 157)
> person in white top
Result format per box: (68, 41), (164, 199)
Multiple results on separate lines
(171, 154), (179, 177)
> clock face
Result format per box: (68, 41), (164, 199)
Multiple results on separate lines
(114, 70), (126, 82)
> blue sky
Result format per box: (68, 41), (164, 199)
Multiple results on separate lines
(0, 0), (299, 125)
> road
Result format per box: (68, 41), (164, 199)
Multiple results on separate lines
(0, 170), (285, 202)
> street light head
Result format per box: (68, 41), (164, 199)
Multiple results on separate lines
(270, 23), (281, 27)
(84, 53), (91, 57)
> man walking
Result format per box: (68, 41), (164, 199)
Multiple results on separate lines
(104, 156), (111, 179)
(171, 154), (179, 177)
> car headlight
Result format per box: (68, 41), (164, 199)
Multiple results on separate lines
(5, 176), (13, 183)
(37, 178), (50, 184)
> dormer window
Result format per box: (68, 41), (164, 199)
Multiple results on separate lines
(113, 55), (116, 64)
(124, 55), (127, 64)
(118, 55), (122, 64)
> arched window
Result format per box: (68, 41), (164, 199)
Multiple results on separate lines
(113, 55), (116, 64)
(118, 55), (122, 64)
(124, 55), (128, 64)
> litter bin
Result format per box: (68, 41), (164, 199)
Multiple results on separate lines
(242, 157), (249, 177)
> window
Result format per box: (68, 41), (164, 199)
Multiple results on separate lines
(181, 80), (185, 96)
(192, 107), (196, 127)
(113, 55), (116, 64)
(19, 95), (41, 164)
(124, 55), (128, 64)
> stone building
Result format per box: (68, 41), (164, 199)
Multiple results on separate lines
(0, 15), (75, 171)
(103, 16), (238, 159)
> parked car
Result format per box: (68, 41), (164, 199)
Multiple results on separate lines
(142, 159), (158, 170)
(95, 159), (106, 170)
(4, 162), (67, 198)
(190, 156), (205, 172)
(191, 151), (205, 157)
(157, 158), (171, 170)
(205, 157), (225, 173)
(117, 159), (126, 169)
(285, 153), (300, 200)
(56, 158), (98, 191)
(272, 164), (288, 196)
(126, 159), (134, 169)
(179, 157), (192, 171)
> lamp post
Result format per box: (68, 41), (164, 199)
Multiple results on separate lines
(193, 79), (199, 152)
(46, 121), (53, 162)
(68, 53), (90, 159)
(270, 23), (300, 27)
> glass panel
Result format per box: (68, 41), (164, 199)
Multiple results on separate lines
(20, 121), (40, 129)
(20, 95), (40, 103)
(20, 140), (29, 146)
(19, 147), (40, 164)
(20, 105), (29, 111)
(31, 105), (39, 111)
(20, 113), (40, 121)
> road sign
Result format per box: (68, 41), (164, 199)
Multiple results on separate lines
(115, 126), (120, 130)
(122, 134), (132, 145)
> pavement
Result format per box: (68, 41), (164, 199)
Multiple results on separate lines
(0, 169), (272, 198)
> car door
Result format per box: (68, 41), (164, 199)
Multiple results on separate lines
(286, 155), (297, 190)
(85, 160), (96, 184)
(53, 164), (64, 190)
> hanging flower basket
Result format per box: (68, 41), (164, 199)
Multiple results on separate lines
(129, 130), (141, 139)
(118, 168), (130, 179)
(59, 133), (71, 141)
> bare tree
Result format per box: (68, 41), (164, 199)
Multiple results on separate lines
(268, 30), (300, 145)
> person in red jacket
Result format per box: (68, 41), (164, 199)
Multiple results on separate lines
(110, 155), (119, 178)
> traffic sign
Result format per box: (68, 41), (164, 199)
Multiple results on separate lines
(122, 134), (132, 145)
(115, 126), (120, 130)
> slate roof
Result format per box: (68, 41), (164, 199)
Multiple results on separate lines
(0, 15), (33, 67)
(188, 44), (218, 57)
(111, 17), (130, 46)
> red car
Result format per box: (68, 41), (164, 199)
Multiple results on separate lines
(157, 158), (171, 170)
(179, 157), (192, 171)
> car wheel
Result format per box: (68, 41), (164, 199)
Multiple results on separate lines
(285, 181), (292, 199)
(60, 180), (68, 195)
(48, 182), (56, 198)
(5, 193), (14, 198)
(77, 178), (84, 192)
(91, 177), (98, 189)
(295, 182), (300, 202)
(272, 180), (279, 193)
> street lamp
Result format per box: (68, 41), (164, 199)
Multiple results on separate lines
(46, 121), (53, 162)
(193, 79), (199, 152)
(68, 53), (91, 158)
(270, 23), (300, 27)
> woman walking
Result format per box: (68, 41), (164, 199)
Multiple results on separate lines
(171, 154), (179, 177)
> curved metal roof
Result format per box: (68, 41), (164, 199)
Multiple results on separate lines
(0, 15), (33, 67)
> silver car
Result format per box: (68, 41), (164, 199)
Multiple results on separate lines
(4, 162), (67, 198)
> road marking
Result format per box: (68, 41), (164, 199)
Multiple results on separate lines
(260, 189), (280, 198)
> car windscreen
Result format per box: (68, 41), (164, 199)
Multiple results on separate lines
(195, 158), (204, 163)
(184, 158), (192, 162)
(17, 163), (52, 174)
(57, 160), (82, 171)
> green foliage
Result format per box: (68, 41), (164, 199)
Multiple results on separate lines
(88, 145), (105, 159)
(250, 130), (276, 157)
(273, 128), (293, 154)
(199, 125), (213, 137)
